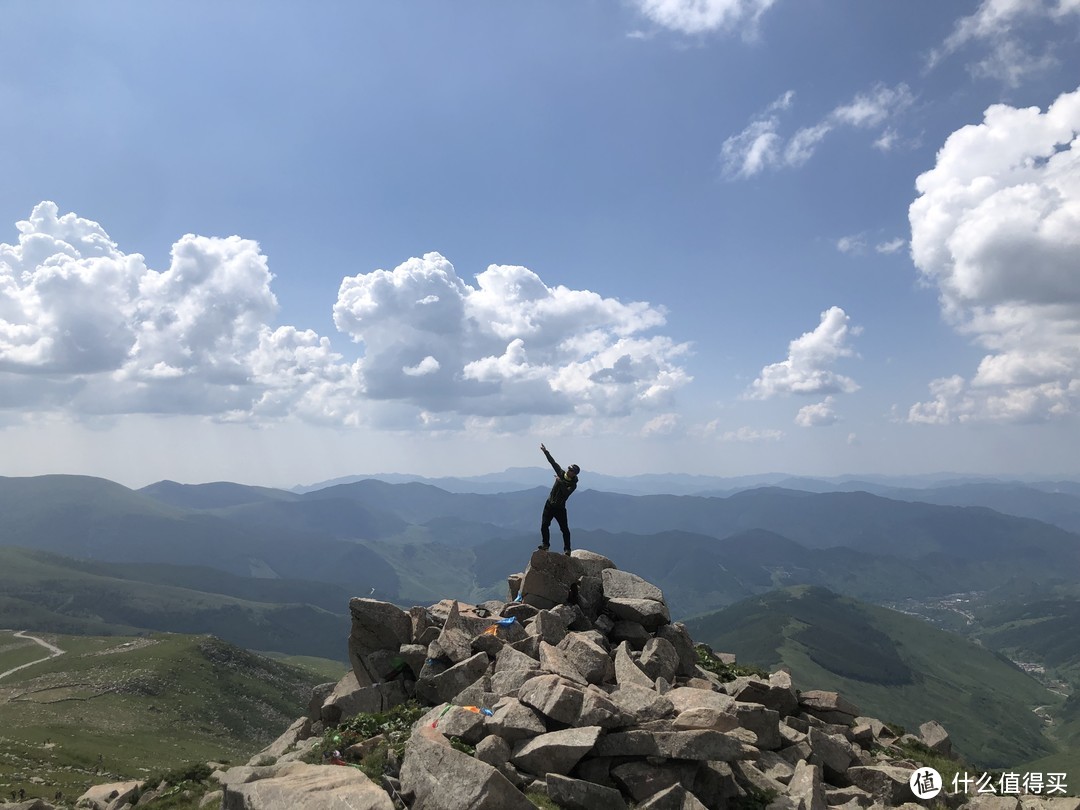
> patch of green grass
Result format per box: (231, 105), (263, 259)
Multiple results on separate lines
(525, 789), (560, 809)
(448, 736), (475, 756)
(0, 631), (321, 801)
(0, 631), (55, 672)
(695, 645), (769, 682)
(258, 652), (347, 682)
(893, 739), (967, 789)
(316, 700), (427, 779)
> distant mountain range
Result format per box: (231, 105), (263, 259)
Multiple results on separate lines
(3, 472), (1080, 615)
(294, 467), (1080, 495)
(5, 471), (1080, 771)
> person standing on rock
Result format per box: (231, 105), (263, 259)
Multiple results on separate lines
(538, 443), (580, 556)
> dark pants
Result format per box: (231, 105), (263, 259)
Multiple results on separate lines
(541, 502), (571, 551)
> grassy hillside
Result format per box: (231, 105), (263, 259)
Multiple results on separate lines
(975, 594), (1080, 677)
(684, 586), (1061, 769)
(0, 630), (322, 802)
(0, 548), (349, 659)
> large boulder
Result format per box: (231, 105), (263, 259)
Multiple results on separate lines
(518, 674), (587, 726)
(220, 762), (393, 810)
(606, 598), (671, 630)
(638, 637), (680, 683)
(601, 569), (665, 602)
(415, 651), (491, 704)
(486, 697), (548, 742)
(559, 632), (615, 684)
(607, 684), (675, 725)
(546, 773), (628, 810)
(614, 641), (656, 689)
(539, 640), (589, 685)
(846, 765), (917, 806)
(400, 726), (535, 810)
(76, 781), (143, 810)
(348, 598), (413, 686)
(321, 673), (409, 725)
(724, 676), (799, 718)
(798, 690), (860, 725)
(595, 729), (753, 761)
(919, 720), (952, 756)
(520, 550), (580, 608)
(786, 761), (827, 810)
(511, 726), (603, 776)
(436, 602), (483, 663)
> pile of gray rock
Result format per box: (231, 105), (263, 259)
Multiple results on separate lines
(44, 549), (1080, 810)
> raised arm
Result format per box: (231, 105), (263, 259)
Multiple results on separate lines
(540, 443), (564, 476)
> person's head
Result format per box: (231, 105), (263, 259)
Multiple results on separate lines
(567, 464), (580, 479)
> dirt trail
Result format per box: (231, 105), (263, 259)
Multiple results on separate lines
(0, 630), (65, 681)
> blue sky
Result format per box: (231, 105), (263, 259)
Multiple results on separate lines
(2, 1), (1080, 487)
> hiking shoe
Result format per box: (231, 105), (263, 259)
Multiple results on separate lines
(537, 544), (550, 551)
(564, 550), (572, 556)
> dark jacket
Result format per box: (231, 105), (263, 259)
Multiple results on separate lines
(543, 448), (577, 508)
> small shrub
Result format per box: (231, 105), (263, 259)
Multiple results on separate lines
(447, 736), (475, 756)
(357, 740), (389, 781)
(525, 789), (560, 809)
(318, 700), (427, 772)
(695, 646), (769, 682)
(143, 761), (214, 792)
(164, 762), (213, 784)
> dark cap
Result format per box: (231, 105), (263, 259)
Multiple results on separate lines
(568, 464), (581, 475)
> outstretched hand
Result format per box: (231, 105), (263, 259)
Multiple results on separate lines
(540, 443), (547, 453)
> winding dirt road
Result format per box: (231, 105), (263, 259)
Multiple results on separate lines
(0, 630), (65, 681)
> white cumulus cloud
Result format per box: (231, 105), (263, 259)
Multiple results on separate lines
(748, 307), (860, 399)
(0, 204), (691, 428)
(333, 252), (691, 419)
(795, 396), (838, 427)
(633, 0), (778, 35)
(641, 412), (682, 437)
(0, 201), (334, 419)
(908, 85), (1080, 423)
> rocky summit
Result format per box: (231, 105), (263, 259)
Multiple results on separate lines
(28, 549), (1080, 810)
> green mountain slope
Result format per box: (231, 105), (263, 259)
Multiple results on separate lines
(0, 630), (327, 801)
(684, 586), (1061, 769)
(0, 476), (402, 592)
(466, 528), (1014, 618)
(0, 548), (349, 659)
(975, 594), (1080, 677)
